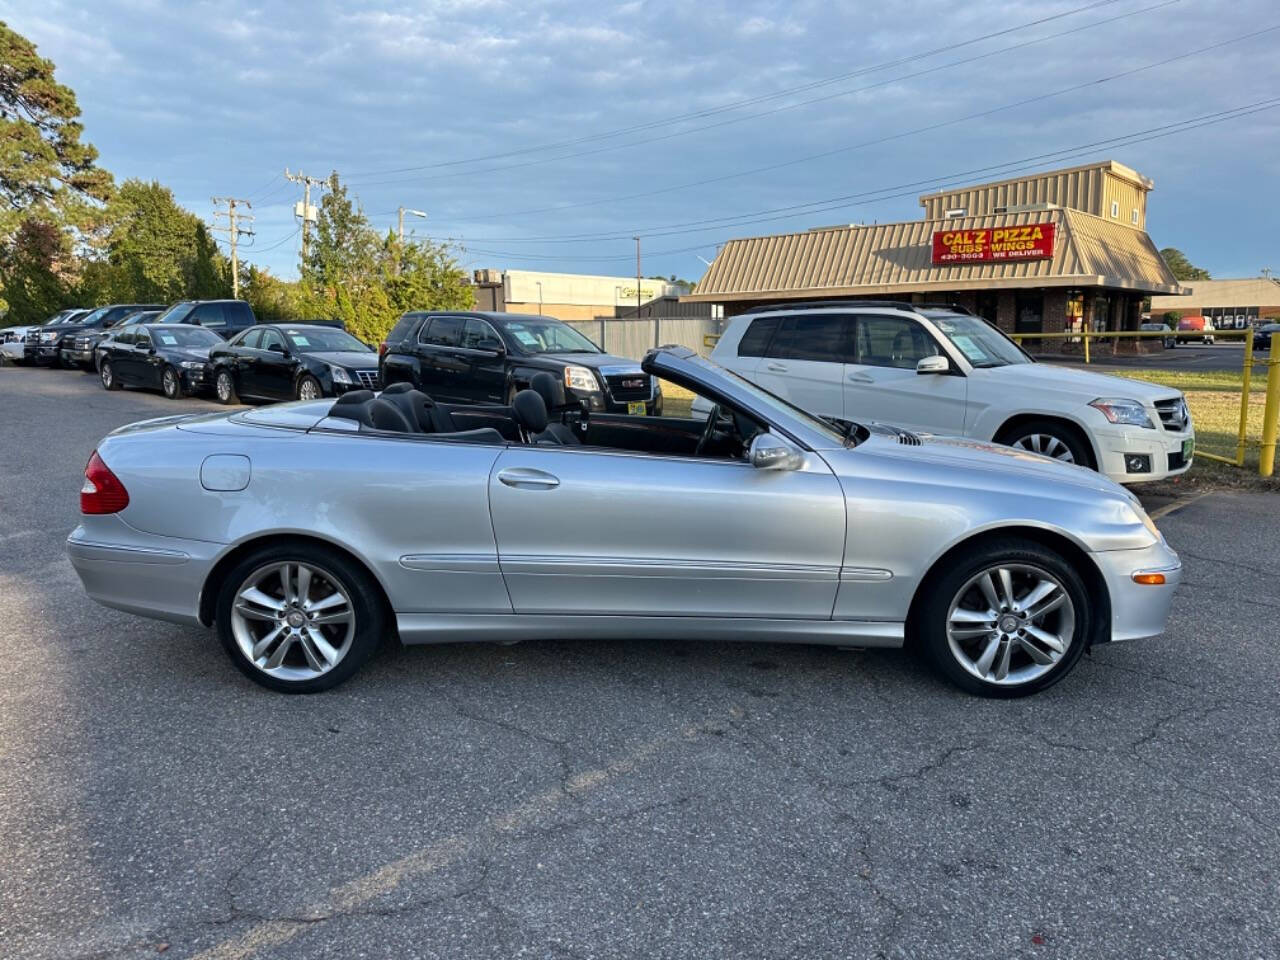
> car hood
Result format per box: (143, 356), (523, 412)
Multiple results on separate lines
(536, 352), (642, 372)
(169, 346), (211, 361)
(305, 350), (378, 369)
(979, 362), (1179, 402)
(854, 423), (1125, 497)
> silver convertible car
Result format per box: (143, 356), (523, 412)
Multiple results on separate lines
(68, 346), (1181, 697)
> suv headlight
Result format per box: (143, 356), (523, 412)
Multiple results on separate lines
(1089, 398), (1154, 429)
(563, 365), (600, 392)
(330, 366), (352, 384)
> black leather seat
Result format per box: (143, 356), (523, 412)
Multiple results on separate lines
(328, 394), (416, 433)
(529, 371), (581, 445)
(510, 389), (548, 442)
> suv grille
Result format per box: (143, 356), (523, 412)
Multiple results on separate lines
(603, 372), (652, 402)
(1154, 397), (1189, 432)
(356, 370), (380, 390)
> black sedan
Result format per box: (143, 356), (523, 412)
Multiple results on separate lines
(208, 323), (380, 404)
(98, 323), (224, 398)
(1254, 323), (1279, 351)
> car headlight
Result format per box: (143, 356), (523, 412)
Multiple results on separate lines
(330, 366), (352, 384)
(1125, 501), (1163, 543)
(563, 365), (600, 392)
(179, 361), (204, 370)
(1089, 398), (1155, 429)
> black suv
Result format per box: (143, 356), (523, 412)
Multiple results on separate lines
(34, 303), (164, 368)
(379, 311), (661, 414)
(153, 299), (257, 339)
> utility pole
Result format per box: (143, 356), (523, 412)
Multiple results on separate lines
(211, 197), (254, 298)
(633, 236), (642, 317)
(285, 168), (325, 260)
(396, 207), (427, 275)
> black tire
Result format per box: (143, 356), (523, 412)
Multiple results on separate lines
(214, 368), (238, 405)
(161, 365), (184, 399)
(214, 540), (387, 694)
(296, 374), (322, 401)
(100, 360), (122, 391)
(998, 419), (1093, 469)
(914, 537), (1091, 698)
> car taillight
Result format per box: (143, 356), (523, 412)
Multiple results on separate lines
(81, 451), (129, 514)
(378, 340), (388, 358)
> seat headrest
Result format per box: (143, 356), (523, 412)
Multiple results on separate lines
(366, 397), (415, 433)
(379, 388), (429, 433)
(333, 389), (375, 407)
(381, 381), (413, 395)
(511, 389), (548, 434)
(529, 371), (565, 410)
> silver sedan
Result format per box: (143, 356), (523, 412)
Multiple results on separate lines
(68, 346), (1181, 697)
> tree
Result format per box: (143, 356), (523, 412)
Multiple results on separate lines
(1161, 310), (1183, 328)
(298, 173), (472, 343)
(90, 179), (231, 303)
(1159, 248), (1211, 282)
(0, 21), (114, 235)
(0, 216), (72, 323)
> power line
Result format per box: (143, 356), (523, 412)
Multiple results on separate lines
(249, 226), (302, 255)
(341, 0), (1127, 180)
(423, 96), (1280, 251)
(435, 0), (1181, 222)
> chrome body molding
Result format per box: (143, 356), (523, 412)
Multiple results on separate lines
(839, 567), (894, 582)
(395, 613), (904, 647)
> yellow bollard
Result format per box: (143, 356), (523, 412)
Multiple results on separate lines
(1260, 337), (1280, 478)
(1236, 327), (1255, 466)
(1083, 331), (1091, 365)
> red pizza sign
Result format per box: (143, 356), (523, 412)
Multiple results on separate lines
(931, 222), (1056, 264)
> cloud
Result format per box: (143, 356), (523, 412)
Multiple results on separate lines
(5, 0), (1278, 279)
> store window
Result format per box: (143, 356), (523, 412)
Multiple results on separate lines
(1015, 292), (1044, 334)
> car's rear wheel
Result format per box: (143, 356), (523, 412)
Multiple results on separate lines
(215, 543), (386, 693)
(100, 360), (122, 391)
(296, 374), (321, 401)
(215, 369), (238, 404)
(916, 538), (1089, 697)
(1001, 420), (1092, 467)
(162, 365), (184, 399)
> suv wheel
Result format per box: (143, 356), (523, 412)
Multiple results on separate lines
(1001, 420), (1092, 467)
(916, 538), (1090, 697)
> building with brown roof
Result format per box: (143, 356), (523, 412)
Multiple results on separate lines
(685, 161), (1184, 345)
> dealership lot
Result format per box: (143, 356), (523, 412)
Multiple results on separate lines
(1, 366), (1278, 959)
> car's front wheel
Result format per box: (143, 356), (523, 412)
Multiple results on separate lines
(1000, 420), (1092, 467)
(215, 542), (387, 693)
(161, 365), (184, 399)
(214, 369), (238, 404)
(916, 538), (1089, 697)
(100, 360), (122, 391)
(296, 374), (321, 401)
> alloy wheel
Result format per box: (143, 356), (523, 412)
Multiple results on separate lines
(299, 378), (320, 401)
(216, 372), (232, 402)
(101, 363), (112, 389)
(1011, 433), (1075, 463)
(945, 563), (1075, 686)
(230, 561), (355, 681)
(163, 369), (178, 398)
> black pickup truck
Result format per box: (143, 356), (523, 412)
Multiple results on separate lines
(378, 310), (662, 414)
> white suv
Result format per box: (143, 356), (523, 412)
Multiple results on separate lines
(704, 303), (1194, 484)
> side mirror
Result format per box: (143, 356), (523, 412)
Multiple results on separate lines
(749, 433), (804, 471)
(916, 355), (949, 375)
(268, 342), (285, 354)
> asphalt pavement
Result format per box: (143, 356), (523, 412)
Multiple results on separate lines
(1, 363), (1277, 960)
(1036, 340), (1266, 373)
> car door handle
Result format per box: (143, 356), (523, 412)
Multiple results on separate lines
(765, 362), (788, 372)
(497, 468), (560, 489)
(847, 372), (874, 383)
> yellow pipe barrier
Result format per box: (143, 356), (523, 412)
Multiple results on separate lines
(1260, 338), (1280, 478)
(1235, 327), (1255, 466)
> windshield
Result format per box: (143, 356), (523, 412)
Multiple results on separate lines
(146, 326), (221, 348)
(503, 318), (601, 354)
(154, 302), (197, 324)
(282, 327), (370, 352)
(76, 307), (112, 326)
(925, 313), (1031, 368)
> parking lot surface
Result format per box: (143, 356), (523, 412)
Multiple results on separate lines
(2, 365), (1277, 959)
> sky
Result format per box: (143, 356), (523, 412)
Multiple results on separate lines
(4, 0), (1278, 285)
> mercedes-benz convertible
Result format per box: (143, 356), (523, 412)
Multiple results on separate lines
(68, 346), (1181, 697)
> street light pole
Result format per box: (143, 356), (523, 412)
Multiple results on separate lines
(396, 208), (427, 275)
(536, 281), (543, 315)
(633, 236), (642, 317)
